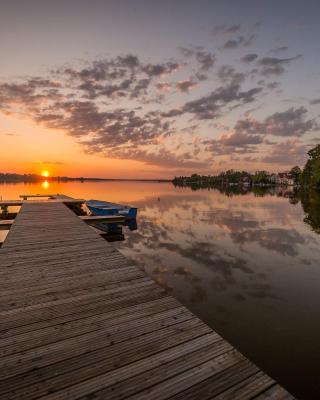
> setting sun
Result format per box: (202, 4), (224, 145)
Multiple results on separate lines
(41, 170), (49, 178)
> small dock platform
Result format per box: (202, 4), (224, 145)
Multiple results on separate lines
(0, 199), (295, 399)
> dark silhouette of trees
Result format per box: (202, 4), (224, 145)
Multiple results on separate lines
(300, 145), (320, 188)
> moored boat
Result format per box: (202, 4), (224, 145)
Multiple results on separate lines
(86, 199), (138, 219)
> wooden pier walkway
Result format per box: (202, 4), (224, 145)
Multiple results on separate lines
(0, 201), (295, 399)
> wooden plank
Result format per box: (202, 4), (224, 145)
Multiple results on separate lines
(0, 219), (14, 225)
(0, 200), (22, 206)
(252, 384), (295, 399)
(80, 215), (126, 223)
(167, 360), (259, 400)
(0, 296), (179, 353)
(19, 194), (57, 199)
(0, 199), (296, 400)
(0, 322), (211, 399)
(0, 220), (14, 230)
(74, 338), (231, 400)
(0, 289), (168, 339)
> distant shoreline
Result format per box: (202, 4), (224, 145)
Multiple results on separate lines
(0, 175), (171, 183)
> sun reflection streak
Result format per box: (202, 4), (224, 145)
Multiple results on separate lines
(42, 180), (50, 189)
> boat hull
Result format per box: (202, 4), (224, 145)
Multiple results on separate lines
(87, 205), (138, 219)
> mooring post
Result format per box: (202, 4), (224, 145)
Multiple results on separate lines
(0, 205), (8, 217)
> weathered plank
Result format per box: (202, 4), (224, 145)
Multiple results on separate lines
(0, 220), (14, 230)
(0, 201), (22, 207)
(19, 194), (57, 199)
(80, 215), (126, 223)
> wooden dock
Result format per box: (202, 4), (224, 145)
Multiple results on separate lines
(0, 200), (295, 399)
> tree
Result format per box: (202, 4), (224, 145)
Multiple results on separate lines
(252, 171), (270, 185)
(290, 166), (302, 185)
(300, 144), (320, 188)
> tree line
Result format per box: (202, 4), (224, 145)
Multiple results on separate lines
(173, 144), (320, 189)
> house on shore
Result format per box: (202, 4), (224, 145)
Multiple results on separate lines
(270, 172), (294, 186)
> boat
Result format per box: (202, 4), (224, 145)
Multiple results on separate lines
(86, 199), (138, 219)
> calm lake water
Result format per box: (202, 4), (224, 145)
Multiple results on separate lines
(1, 180), (320, 398)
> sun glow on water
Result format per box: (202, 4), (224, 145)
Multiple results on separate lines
(42, 180), (50, 189)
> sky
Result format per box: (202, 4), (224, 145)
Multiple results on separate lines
(0, 0), (319, 179)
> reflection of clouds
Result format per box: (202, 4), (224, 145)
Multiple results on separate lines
(247, 282), (280, 300)
(117, 188), (320, 316)
(190, 285), (207, 303)
(135, 192), (211, 217)
(174, 241), (252, 277)
(198, 207), (311, 256)
(234, 293), (246, 302)
(173, 267), (201, 283)
(114, 186), (320, 389)
(231, 228), (306, 256)
(117, 191), (287, 306)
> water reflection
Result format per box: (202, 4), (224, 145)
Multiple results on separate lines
(41, 180), (50, 189)
(300, 189), (320, 234)
(115, 187), (320, 399)
(1, 181), (320, 397)
(97, 219), (138, 242)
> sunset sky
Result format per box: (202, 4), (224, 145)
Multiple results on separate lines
(0, 0), (319, 178)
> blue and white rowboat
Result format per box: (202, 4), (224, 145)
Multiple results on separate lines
(86, 200), (138, 219)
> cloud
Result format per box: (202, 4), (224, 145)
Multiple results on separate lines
(91, 147), (208, 169)
(42, 160), (65, 165)
(257, 55), (302, 76)
(0, 50), (312, 170)
(203, 107), (317, 158)
(162, 82), (262, 120)
(195, 72), (208, 81)
(269, 46), (289, 54)
(161, 108), (184, 118)
(61, 56), (138, 83)
(195, 51), (215, 71)
(156, 82), (172, 92)
(54, 55), (181, 101)
(222, 35), (255, 49)
(175, 80), (198, 93)
(212, 24), (241, 36)
(130, 78), (151, 98)
(241, 53), (258, 63)
(34, 100), (173, 151)
(142, 62), (180, 77)
(219, 132), (263, 146)
(178, 47), (194, 58)
(204, 131), (263, 156)
(79, 79), (136, 100)
(234, 107), (317, 137)
(266, 82), (280, 90)
(217, 65), (245, 85)
(162, 68), (262, 120)
(181, 84), (262, 120)
(0, 55), (187, 164)
(310, 98), (320, 105)
(178, 47), (215, 75)
(0, 52), (264, 163)
(0, 80), (62, 111)
(261, 139), (307, 165)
